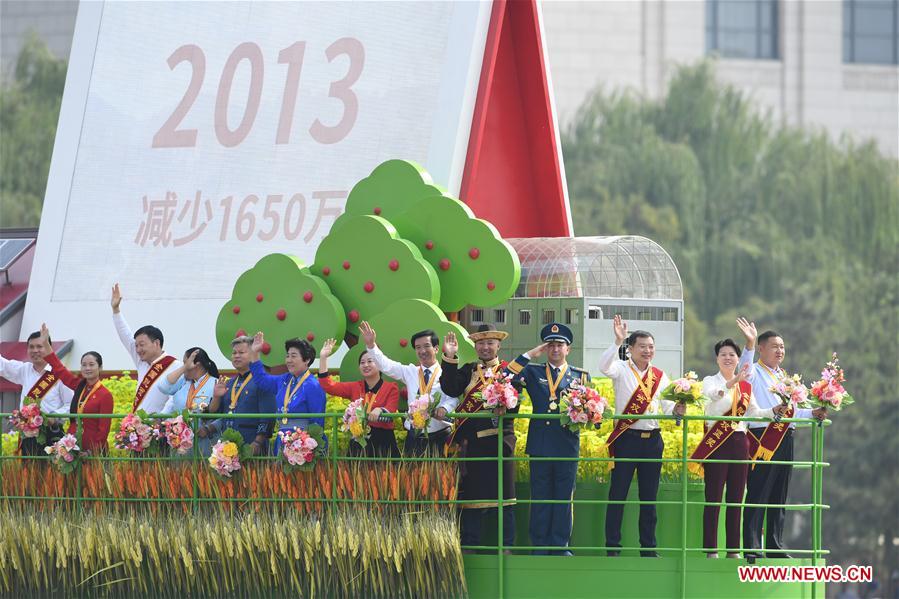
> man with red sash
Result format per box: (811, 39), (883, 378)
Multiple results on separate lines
(737, 322), (826, 559)
(1, 331), (72, 455)
(692, 329), (775, 559)
(111, 283), (180, 413)
(437, 324), (518, 552)
(599, 315), (684, 557)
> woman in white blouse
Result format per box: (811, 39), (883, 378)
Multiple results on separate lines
(701, 338), (774, 559)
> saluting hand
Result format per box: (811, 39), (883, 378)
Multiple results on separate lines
(111, 283), (122, 313)
(443, 331), (458, 359)
(613, 314), (628, 345)
(527, 342), (549, 360)
(359, 321), (377, 350)
(184, 349), (199, 370)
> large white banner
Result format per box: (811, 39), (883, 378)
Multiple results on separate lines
(23, 1), (491, 367)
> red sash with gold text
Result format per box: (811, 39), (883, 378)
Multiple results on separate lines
(24, 370), (59, 405)
(605, 366), (663, 457)
(688, 380), (752, 475)
(132, 355), (176, 412)
(446, 361), (507, 450)
(747, 404), (794, 463)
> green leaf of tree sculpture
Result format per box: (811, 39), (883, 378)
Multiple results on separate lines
(338, 298), (476, 382)
(215, 254), (346, 366)
(339, 159), (521, 312)
(311, 215), (439, 336)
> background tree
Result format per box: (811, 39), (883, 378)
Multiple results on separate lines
(0, 31), (67, 227)
(563, 60), (898, 584)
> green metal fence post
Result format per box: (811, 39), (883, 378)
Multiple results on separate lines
(75, 412), (83, 513)
(330, 415), (339, 513)
(680, 414), (689, 599)
(497, 411), (505, 599)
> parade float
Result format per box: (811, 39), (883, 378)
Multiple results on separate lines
(3, 1), (828, 597)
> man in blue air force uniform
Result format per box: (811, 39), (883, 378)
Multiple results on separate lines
(507, 323), (590, 556)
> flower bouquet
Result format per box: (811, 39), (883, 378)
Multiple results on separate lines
(44, 434), (83, 474)
(803, 353), (854, 412)
(476, 371), (519, 411)
(208, 428), (253, 478)
(10, 402), (44, 439)
(559, 381), (609, 432)
(660, 371), (708, 426)
(114, 410), (160, 452)
(769, 372), (808, 422)
(341, 398), (371, 448)
(277, 424), (325, 472)
(161, 412), (195, 455)
(407, 391), (442, 434)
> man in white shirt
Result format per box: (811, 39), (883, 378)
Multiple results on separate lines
(111, 283), (180, 413)
(737, 322), (826, 559)
(598, 315), (684, 557)
(359, 321), (454, 455)
(1, 331), (73, 454)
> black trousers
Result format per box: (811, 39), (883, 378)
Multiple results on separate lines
(743, 429), (793, 554)
(605, 429), (663, 550)
(19, 426), (63, 456)
(349, 427), (400, 458)
(403, 427), (449, 457)
(460, 506), (516, 548)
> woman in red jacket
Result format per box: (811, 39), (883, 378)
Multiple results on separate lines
(318, 338), (399, 458)
(39, 325), (113, 454)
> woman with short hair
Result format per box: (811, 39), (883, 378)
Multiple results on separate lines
(698, 324), (773, 559)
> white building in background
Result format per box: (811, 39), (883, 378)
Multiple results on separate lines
(542, 0), (899, 158)
(1, 0), (897, 157)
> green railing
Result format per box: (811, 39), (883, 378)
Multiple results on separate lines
(0, 410), (829, 599)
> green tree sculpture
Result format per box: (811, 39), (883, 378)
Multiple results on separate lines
(215, 254), (345, 366)
(337, 298), (476, 382)
(311, 215), (439, 336)
(338, 160), (521, 312)
(338, 159), (447, 222)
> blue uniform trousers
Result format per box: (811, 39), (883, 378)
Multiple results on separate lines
(529, 457), (578, 554)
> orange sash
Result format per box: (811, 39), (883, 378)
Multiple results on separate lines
(605, 365), (663, 457)
(132, 355), (176, 412)
(688, 380), (751, 475)
(747, 404), (794, 464)
(24, 369), (59, 405)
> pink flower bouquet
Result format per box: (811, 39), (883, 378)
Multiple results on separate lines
(114, 411), (160, 452)
(804, 353), (854, 412)
(340, 398), (370, 448)
(477, 372), (519, 410)
(207, 429), (253, 478)
(407, 392), (441, 432)
(44, 433), (82, 474)
(769, 372), (808, 422)
(277, 425), (324, 472)
(162, 414), (195, 455)
(559, 381), (609, 432)
(10, 403), (43, 438)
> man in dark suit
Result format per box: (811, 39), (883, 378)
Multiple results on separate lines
(507, 323), (590, 556)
